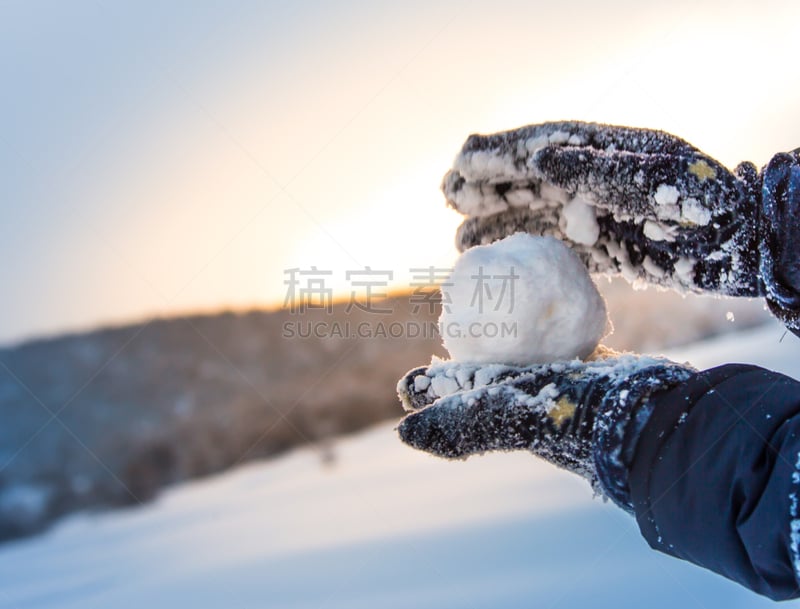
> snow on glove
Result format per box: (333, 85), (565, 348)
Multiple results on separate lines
(443, 121), (800, 334)
(397, 353), (695, 510)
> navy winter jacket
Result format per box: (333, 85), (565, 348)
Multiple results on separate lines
(629, 364), (800, 600)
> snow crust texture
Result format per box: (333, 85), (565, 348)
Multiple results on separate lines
(443, 121), (763, 299)
(397, 353), (696, 508)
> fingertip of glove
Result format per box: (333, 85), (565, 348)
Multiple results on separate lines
(397, 412), (428, 450)
(397, 410), (467, 460)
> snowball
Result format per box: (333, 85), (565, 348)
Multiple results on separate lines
(654, 184), (680, 206)
(413, 375), (430, 392)
(681, 197), (712, 226)
(653, 184), (681, 221)
(439, 234), (609, 365)
(539, 183), (570, 205)
(643, 220), (675, 242)
(561, 197), (600, 245)
(506, 188), (535, 208)
(674, 257), (696, 286)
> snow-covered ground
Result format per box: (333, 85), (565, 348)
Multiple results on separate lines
(1, 322), (798, 609)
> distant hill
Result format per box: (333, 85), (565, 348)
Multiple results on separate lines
(0, 282), (770, 541)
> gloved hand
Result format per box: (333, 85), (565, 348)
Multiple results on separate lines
(397, 352), (695, 510)
(443, 121), (800, 334)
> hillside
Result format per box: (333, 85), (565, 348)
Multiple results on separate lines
(0, 281), (770, 541)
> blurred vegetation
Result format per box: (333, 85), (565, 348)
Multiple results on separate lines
(0, 281), (770, 541)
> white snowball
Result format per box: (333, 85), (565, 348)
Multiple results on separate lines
(561, 196), (600, 245)
(439, 234), (609, 365)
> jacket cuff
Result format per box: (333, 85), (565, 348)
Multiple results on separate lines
(627, 364), (800, 601)
(592, 364), (695, 512)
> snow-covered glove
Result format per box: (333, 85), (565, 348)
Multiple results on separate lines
(444, 121), (800, 335)
(397, 353), (695, 510)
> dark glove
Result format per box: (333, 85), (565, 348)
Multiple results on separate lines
(397, 353), (695, 510)
(443, 121), (800, 335)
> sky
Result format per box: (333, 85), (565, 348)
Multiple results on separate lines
(2, 0), (800, 345)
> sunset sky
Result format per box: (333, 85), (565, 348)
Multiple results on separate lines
(2, 0), (799, 345)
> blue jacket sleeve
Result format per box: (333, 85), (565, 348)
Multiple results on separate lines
(628, 364), (800, 600)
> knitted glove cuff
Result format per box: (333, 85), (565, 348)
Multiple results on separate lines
(760, 151), (800, 337)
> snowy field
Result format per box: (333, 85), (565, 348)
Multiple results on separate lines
(1, 322), (799, 609)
